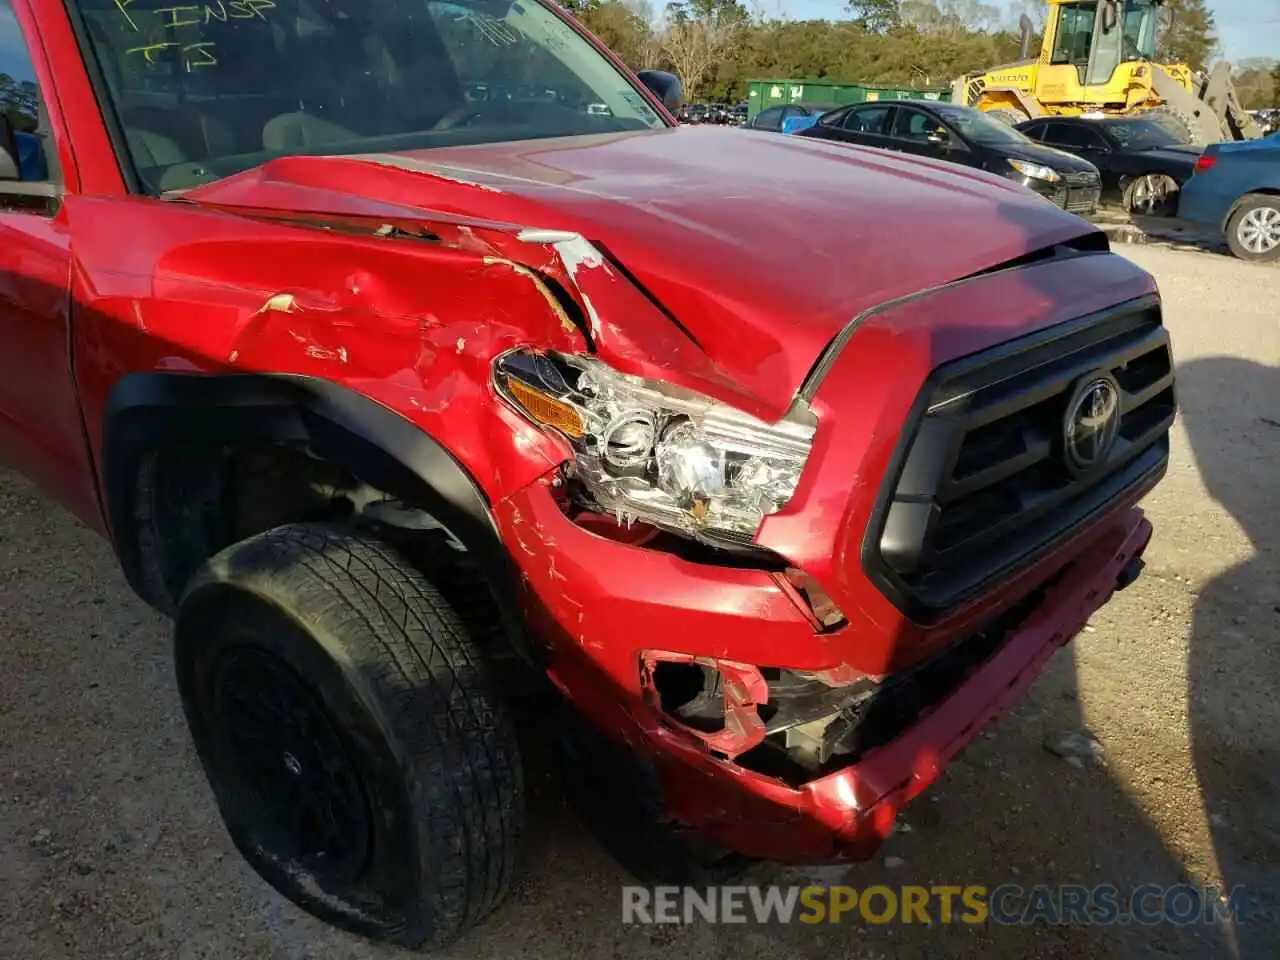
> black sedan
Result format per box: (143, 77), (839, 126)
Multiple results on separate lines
(1014, 115), (1202, 216)
(794, 100), (1102, 216)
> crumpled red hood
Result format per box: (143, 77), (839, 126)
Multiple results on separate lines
(182, 126), (1101, 414)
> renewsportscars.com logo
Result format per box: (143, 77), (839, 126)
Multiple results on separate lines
(622, 884), (1257, 927)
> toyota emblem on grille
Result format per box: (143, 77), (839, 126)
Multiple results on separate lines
(1064, 373), (1121, 474)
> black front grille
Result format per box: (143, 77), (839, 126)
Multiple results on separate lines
(1053, 172), (1102, 213)
(864, 294), (1174, 621)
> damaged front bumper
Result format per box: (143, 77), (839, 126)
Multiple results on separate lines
(496, 477), (1153, 864)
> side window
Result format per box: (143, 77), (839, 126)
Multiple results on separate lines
(1021, 121), (1046, 140)
(753, 106), (784, 130)
(1049, 123), (1093, 148)
(1051, 4), (1097, 64)
(892, 108), (947, 142)
(842, 106), (893, 134)
(1082, 126), (1110, 148)
(1041, 122), (1077, 146)
(0, 0), (56, 205)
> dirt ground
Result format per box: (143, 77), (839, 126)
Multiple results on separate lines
(0, 244), (1276, 960)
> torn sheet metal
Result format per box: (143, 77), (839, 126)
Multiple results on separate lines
(516, 229), (608, 340)
(482, 256), (580, 337)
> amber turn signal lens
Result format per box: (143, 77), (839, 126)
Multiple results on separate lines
(504, 375), (586, 439)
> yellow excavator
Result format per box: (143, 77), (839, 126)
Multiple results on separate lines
(952, 0), (1262, 144)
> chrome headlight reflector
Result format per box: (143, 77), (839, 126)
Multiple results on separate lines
(1007, 158), (1062, 183)
(495, 351), (816, 546)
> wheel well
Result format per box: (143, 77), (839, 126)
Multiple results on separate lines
(101, 373), (529, 667)
(1224, 190), (1280, 231)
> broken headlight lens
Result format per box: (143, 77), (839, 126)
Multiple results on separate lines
(495, 350), (816, 547)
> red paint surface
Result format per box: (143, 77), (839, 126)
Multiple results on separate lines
(510, 488), (1152, 861)
(3, 0), (1167, 864)
(180, 129), (1105, 420)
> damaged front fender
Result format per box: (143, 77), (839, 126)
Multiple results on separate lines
(67, 195), (609, 507)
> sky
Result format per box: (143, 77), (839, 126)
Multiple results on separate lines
(1, 1), (1278, 80)
(1211, 0), (1280, 63)
(0, 3), (33, 83)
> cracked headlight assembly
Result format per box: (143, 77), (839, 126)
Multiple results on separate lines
(495, 350), (816, 547)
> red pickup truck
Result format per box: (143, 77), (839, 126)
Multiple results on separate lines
(1, 0), (1174, 948)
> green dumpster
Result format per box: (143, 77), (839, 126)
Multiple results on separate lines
(746, 79), (951, 119)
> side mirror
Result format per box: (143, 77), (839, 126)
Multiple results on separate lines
(0, 115), (18, 181)
(637, 70), (683, 115)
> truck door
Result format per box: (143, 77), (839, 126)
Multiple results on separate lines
(0, 0), (101, 526)
(1085, 1), (1124, 87)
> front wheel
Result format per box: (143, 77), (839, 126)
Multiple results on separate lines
(1123, 173), (1179, 217)
(1225, 195), (1280, 262)
(174, 523), (524, 948)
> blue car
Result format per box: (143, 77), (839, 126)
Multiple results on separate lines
(1177, 137), (1280, 262)
(744, 102), (838, 134)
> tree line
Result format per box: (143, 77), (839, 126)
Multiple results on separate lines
(562, 0), (1276, 108)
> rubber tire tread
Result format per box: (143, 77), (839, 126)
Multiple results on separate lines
(177, 522), (523, 948)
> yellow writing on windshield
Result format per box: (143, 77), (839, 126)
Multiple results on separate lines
(116, 0), (277, 71)
(113, 0), (139, 31)
(115, 0), (275, 29)
(201, 1), (277, 23)
(153, 6), (203, 30)
(125, 39), (219, 67)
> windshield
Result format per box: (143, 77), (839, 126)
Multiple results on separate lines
(1121, 0), (1160, 61)
(936, 105), (1032, 146)
(1099, 117), (1179, 149)
(74, 0), (665, 193)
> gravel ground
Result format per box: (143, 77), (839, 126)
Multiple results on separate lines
(0, 245), (1276, 960)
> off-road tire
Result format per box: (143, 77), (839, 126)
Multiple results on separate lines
(1142, 104), (1200, 145)
(174, 523), (523, 948)
(1225, 194), (1280, 262)
(985, 107), (1027, 127)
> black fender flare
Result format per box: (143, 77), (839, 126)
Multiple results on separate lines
(101, 372), (523, 640)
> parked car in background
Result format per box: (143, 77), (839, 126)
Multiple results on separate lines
(684, 102), (710, 124)
(1178, 136), (1280, 262)
(795, 100), (1102, 216)
(729, 102), (749, 125)
(708, 104), (737, 125)
(745, 102), (838, 133)
(1015, 116), (1201, 216)
(1249, 108), (1280, 136)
